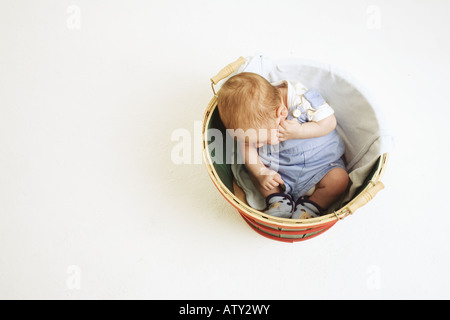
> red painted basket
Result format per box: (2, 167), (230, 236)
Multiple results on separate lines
(202, 56), (388, 243)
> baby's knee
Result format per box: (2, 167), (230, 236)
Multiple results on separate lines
(323, 168), (349, 194)
(331, 168), (349, 192)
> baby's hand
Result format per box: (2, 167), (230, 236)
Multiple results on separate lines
(278, 119), (302, 141)
(256, 167), (284, 191)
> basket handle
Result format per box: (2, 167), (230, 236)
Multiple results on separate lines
(347, 181), (384, 214)
(210, 56), (246, 94)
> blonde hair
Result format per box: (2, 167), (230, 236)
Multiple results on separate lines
(217, 72), (281, 131)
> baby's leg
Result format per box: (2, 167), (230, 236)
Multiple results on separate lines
(309, 168), (349, 209)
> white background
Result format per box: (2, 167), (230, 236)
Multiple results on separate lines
(1, 0), (450, 299)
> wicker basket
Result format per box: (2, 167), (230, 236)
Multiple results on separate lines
(202, 57), (388, 243)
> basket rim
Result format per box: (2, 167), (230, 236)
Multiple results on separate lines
(202, 95), (388, 228)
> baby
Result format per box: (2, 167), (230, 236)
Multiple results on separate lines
(217, 72), (349, 219)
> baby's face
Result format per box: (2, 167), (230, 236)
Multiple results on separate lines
(255, 127), (280, 147)
(233, 102), (287, 147)
(254, 107), (287, 146)
(232, 125), (280, 147)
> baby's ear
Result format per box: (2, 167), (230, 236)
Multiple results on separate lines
(276, 105), (289, 118)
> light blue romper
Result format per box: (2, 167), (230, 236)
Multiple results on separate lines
(258, 87), (346, 202)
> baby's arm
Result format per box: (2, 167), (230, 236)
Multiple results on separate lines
(278, 114), (337, 141)
(240, 143), (284, 193)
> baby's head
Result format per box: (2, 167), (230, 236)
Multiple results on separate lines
(217, 72), (287, 146)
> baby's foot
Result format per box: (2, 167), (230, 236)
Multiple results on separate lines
(292, 196), (324, 219)
(264, 193), (295, 218)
